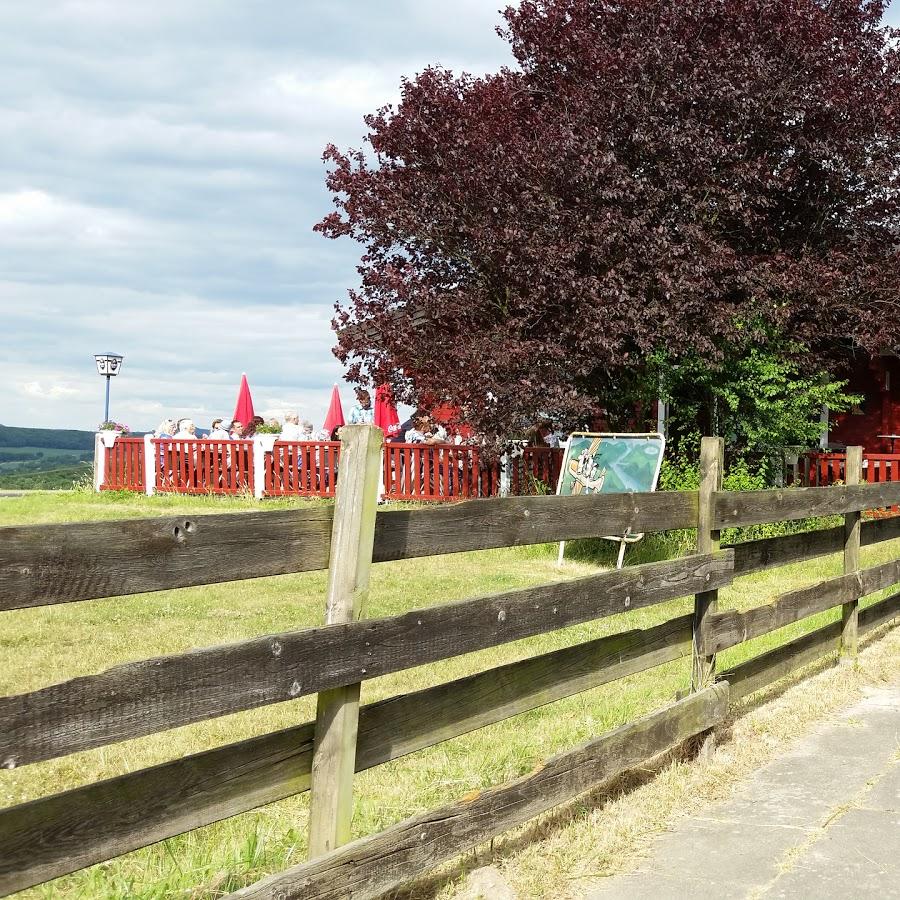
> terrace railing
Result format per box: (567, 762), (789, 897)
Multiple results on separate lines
(96, 436), (565, 502)
(98, 436), (146, 492)
(154, 438), (254, 495)
(265, 440), (341, 498)
(4, 432), (900, 898)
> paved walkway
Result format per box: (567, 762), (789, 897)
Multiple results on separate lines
(587, 679), (900, 899)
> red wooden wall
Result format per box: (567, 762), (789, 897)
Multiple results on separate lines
(828, 355), (900, 453)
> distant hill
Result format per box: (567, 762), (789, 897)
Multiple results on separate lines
(0, 424), (95, 451)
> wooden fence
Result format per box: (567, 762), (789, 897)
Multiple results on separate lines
(3, 432), (900, 899)
(97, 435), (562, 501)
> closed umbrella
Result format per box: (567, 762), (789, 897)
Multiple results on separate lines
(374, 384), (401, 438)
(323, 384), (345, 437)
(232, 373), (255, 428)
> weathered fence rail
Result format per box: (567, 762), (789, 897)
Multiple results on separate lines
(2, 431), (900, 899)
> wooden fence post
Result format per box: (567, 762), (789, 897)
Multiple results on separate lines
(692, 436), (723, 691)
(841, 445), (862, 662)
(308, 424), (384, 858)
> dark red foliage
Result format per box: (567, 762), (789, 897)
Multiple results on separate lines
(317, 0), (900, 439)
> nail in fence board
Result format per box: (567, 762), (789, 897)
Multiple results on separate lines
(226, 685), (730, 900)
(0, 551), (732, 768)
(0, 491), (698, 611)
(702, 556), (900, 655)
(714, 482), (900, 528)
(0, 615), (692, 894)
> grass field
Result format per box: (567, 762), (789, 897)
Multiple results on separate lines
(2, 491), (899, 899)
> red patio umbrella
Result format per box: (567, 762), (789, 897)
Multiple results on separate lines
(323, 384), (345, 436)
(374, 384), (401, 438)
(232, 373), (255, 427)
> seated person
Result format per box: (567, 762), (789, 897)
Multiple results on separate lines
(209, 418), (231, 439)
(280, 412), (303, 441)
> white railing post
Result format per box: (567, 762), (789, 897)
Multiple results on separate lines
(252, 438), (265, 499)
(500, 452), (510, 497)
(143, 434), (155, 496)
(92, 433), (105, 492)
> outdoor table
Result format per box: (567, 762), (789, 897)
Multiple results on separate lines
(877, 434), (900, 453)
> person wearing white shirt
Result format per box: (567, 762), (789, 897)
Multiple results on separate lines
(280, 412), (304, 441)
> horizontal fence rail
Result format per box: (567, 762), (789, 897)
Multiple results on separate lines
(0, 552), (731, 767)
(714, 482), (900, 528)
(0, 615), (694, 894)
(0, 491), (699, 611)
(720, 590), (900, 701)
(701, 556), (900, 655)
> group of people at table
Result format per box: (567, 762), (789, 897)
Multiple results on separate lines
(150, 389), (456, 445)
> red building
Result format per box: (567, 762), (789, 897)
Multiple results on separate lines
(827, 355), (900, 453)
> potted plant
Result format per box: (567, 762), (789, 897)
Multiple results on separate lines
(254, 421), (281, 452)
(98, 421), (130, 448)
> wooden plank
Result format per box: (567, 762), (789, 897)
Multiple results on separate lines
(721, 589), (900, 702)
(0, 551), (732, 767)
(714, 482), (900, 528)
(308, 425), (383, 858)
(841, 447), (862, 660)
(0, 615), (692, 894)
(729, 515), (900, 577)
(859, 590), (900, 635)
(703, 555), (900, 655)
(0, 508), (334, 611)
(226, 685), (729, 900)
(702, 573), (857, 655)
(730, 527), (844, 576)
(692, 437), (722, 690)
(720, 621), (842, 701)
(0, 491), (698, 611)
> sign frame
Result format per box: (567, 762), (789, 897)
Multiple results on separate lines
(555, 431), (666, 568)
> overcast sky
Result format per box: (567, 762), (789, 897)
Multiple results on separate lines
(2, 2), (898, 432)
(0, 1), (515, 431)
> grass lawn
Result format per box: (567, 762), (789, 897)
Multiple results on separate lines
(2, 490), (899, 899)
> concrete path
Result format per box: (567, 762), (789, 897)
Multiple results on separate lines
(587, 680), (900, 899)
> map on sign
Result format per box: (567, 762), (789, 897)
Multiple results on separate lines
(556, 432), (666, 568)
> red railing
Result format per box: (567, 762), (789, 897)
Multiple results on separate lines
(99, 438), (564, 502)
(382, 444), (563, 502)
(154, 439), (254, 495)
(800, 452), (900, 487)
(101, 437), (146, 492)
(265, 441), (341, 498)
(382, 444), (489, 501)
(511, 447), (563, 495)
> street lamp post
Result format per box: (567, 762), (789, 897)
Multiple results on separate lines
(94, 353), (124, 424)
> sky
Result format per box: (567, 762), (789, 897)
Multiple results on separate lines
(0, 1), (515, 431)
(2, 2), (899, 432)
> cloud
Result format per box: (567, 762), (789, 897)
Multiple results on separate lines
(18, 381), (82, 401)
